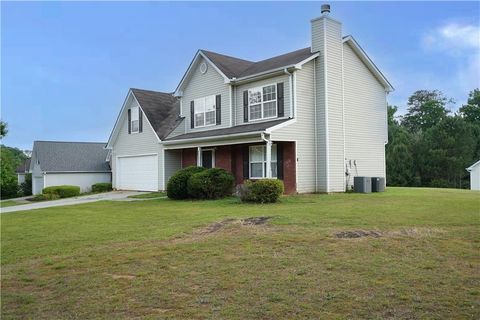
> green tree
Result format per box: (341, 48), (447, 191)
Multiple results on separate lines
(418, 116), (476, 188)
(0, 121), (7, 139)
(387, 105), (399, 126)
(386, 124), (415, 186)
(1, 148), (19, 198)
(459, 88), (480, 125)
(402, 90), (451, 133)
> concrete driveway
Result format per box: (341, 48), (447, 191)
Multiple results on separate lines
(1, 191), (148, 214)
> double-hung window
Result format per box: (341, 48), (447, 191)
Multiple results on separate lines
(248, 84), (277, 121)
(249, 144), (277, 179)
(130, 106), (140, 133)
(194, 95), (216, 128)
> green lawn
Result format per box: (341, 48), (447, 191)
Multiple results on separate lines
(128, 191), (167, 199)
(0, 200), (26, 208)
(1, 188), (479, 319)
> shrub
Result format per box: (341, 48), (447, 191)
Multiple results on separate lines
(20, 173), (32, 196)
(42, 185), (80, 198)
(92, 182), (112, 193)
(241, 179), (284, 203)
(167, 166), (206, 200)
(187, 168), (235, 199)
(32, 193), (60, 201)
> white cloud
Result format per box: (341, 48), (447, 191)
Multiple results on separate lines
(423, 22), (480, 54)
(421, 22), (480, 107)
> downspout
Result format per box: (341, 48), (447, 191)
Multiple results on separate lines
(261, 132), (272, 178)
(229, 82), (234, 127)
(313, 58), (318, 192)
(283, 68), (294, 118)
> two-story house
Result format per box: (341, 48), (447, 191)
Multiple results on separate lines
(106, 5), (393, 193)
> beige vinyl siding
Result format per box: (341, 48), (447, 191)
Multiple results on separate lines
(164, 150), (182, 186)
(271, 61), (316, 193)
(182, 56), (230, 133)
(343, 42), (387, 187)
(234, 74), (291, 126)
(312, 16), (345, 192)
(111, 95), (163, 190)
(324, 18), (345, 192)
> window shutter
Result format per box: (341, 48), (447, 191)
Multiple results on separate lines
(190, 101), (195, 129)
(243, 90), (249, 122)
(127, 109), (131, 134)
(242, 146), (249, 179)
(277, 82), (284, 117)
(216, 94), (221, 125)
(138, 108), (143, 133)
(277, 143), (284, 180)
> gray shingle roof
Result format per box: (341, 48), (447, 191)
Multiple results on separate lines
(201, 47), (315, 79)
(131, 88), (182, 140)
(165, 119), (290, 141)
(201, 50), (254, 79)
(33, 141), (110, 172)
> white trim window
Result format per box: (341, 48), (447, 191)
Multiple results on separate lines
(248, 84), (277, 121)
(249, 144), (277, 179)
(194, 95), (216, 128)
(131, 106), (140, 133)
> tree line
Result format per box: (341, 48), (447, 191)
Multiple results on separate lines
(386, 89), (480, 188)
(1, 121), (31, 198)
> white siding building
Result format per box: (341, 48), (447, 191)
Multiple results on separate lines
(30, 141), (111, 195)
(466, 160), (480, 191)
(107, 6), (393, 194)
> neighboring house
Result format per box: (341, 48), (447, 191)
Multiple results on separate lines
(31, 141), (112, 195)
(107, 6), (393, 193)
(466, 160), (480, 191)
(16, 158), (31, 185)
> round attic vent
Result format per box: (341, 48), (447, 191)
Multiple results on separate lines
(200, 62), (208, 74)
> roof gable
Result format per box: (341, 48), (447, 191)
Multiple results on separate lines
(106, 89), (181, 148)
(33, 141), (110, 172)
(466, 160), (480, 171)
(343, 36), (393, 92)
(176, 47), (318, 94)
(131, 89), (181, 140)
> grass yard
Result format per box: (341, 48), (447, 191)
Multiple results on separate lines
(128, 191), (167, 199)
(0, 200), (26, 208)
(1, 187), (479, 319)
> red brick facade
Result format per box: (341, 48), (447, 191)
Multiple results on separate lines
(181, 142), (297, 194)
(181, 148), (197, 167)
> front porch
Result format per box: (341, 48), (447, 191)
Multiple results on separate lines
(165, 140), (296, 194)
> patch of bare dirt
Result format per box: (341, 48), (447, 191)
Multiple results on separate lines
(335, 227), (443, 239)
(242, 216), (273, 225)
(197, 218), (236, 235)
(335, 230), (382, 239)
(197, 216), (273, 235)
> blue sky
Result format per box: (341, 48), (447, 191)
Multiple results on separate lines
(2, 1), (479, 150)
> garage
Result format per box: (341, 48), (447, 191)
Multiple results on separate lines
(116, 154), (158, 191)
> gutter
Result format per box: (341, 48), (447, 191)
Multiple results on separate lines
(162, 130), (265, 145)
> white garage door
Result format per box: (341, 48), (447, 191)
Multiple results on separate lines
(117, 155), (158, 191)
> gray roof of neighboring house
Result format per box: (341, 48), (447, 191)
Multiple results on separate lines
(201, 47), (315, 79)
(32, 141), (111, 172)
(165, 119), (290, 141)
(131, 88), (182, 140)
(16, 158), (31, 173)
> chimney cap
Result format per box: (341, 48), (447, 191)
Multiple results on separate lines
(321, 4), (331, 15)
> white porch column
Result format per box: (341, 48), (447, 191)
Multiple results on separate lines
(197, 147), (202, 167)
(265, 140), (272, 178)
